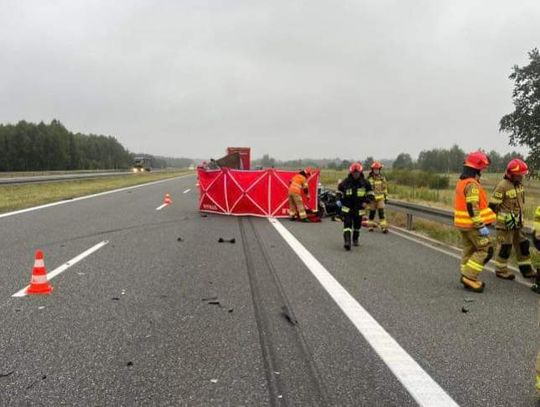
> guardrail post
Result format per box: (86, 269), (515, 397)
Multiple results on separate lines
(406, 213), (413, 230)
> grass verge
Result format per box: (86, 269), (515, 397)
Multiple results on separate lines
(0, 170), (192, 214)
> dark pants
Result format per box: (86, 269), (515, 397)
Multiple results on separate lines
(343, 214), (362, 243)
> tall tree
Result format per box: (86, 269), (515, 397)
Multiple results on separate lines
(500, 48), (540, 169)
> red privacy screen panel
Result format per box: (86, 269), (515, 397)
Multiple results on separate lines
(197, 168), (319, 218)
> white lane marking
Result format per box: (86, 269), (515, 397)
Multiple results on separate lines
(183, 188), (191, 194)
(13, 241), (109, 297)
(0, 174), (194, 220)
(389, 227), (532, 288)
(156, 203), (168, 211)
(269, 218), (459, 407)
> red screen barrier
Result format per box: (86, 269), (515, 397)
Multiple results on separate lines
(197, 168), (319, 218)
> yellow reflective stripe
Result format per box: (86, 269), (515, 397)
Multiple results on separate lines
(466, 196), (479, 203)
(357, 189), (366, 197)
(490, 198), (503, 204)
(375, 195), (385, 200)
(518, 260), (532, 266)
(534, 222), (540, 231)
(466, 260), (484, 272)
(492, 260), (506, 267)
(358, 210), (366, 216)
(471, 216), (482, 223)
(341, 206), (350, 213)
(343, 228), (352, 232)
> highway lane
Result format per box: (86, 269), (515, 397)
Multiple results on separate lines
(0, 174), (538, 405)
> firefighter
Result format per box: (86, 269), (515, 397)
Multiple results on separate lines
(337, 163), (374, 250)
(489, 159), (536, 280)
(288, 168), (312, 222)
(367, 161), (389, 233)
(454, 151), (496, 292)
(531, 207), (540, 394)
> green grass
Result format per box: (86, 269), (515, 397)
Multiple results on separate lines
(0, 170), (191, 214)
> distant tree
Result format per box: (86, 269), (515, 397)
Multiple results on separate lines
(363, 156), (374, 169)
(393, 153), (414, 170)
(260, 154), (276, 168)
(500, 48), (540, 169)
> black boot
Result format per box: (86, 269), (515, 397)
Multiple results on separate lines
(531, 274), (540, 294)
(344, 231), (351, 251)
(353, 230), (360, 247)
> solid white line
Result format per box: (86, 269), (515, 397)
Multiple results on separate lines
(269, 218), (459, 407)
(13, 241), (109, 297)
(183, 188), (191, 194)
(389, 227), (532, 288)
(156, 203), (168, 211)
(0, 174), (194, 220)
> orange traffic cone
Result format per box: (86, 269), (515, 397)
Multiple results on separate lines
(26, 250), (53, 295)
(164, 193), (173, 205)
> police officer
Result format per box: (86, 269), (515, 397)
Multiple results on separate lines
(337, 163), (374, 250)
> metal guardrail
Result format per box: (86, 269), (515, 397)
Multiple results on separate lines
(386, 199), (534, 236)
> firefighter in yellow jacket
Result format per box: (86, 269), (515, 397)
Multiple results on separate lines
(454, 151), (496, 292)
(531, 206), (540, 394)
(489, 159), (536, 280)
(367, 162), (389, 233)
(288, 168), (312, 222)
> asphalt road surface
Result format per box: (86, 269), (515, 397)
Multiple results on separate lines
(0, 174), (538, 406)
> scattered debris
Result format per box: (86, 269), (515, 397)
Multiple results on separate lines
(274, 371), (280, 375)
(202, 296), (218, 301)
(112, 297), (120, 301)
(461, 306), (469, 313)
(464, 298), (475, 303)
(159, 294), (168, 298)
(218, 238), (236, 244)
(281, 305), (298, 326)
(26, 375), (46, 390)
(127, 361), (133, 367)
(177, 237), (184, 242)
(121, 290), (126, 296)
(228, 308), (234, 313)
(210, 379), (218, 383)
(77, 272), (86, 276)
(0, 371), (14, 378)
(278, 395), (283, 399)
(38, 306), (45, 310)
(201, 214), (208, 218)
(208, 300), (223, 308)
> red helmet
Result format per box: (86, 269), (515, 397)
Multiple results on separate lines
(464, 151), (490, 170)
(371, 161), (383, 170)
(506, 158), (528, 176)
(349, 162), (363, 173)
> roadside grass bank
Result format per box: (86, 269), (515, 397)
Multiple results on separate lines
(0, 170), (191, 214)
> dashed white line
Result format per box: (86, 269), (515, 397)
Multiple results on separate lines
(183, 188), (191, 194)
(269, 218), (459, 407)
(13, 241), (109, 297)
(156, 203), (169, 211)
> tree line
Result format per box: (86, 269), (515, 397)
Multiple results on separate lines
(0, 120), (193, 171)
(392, 145), (525, 173)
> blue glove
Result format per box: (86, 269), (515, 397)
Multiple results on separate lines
(478, 226), (490, 236)
(336, 200), (342, 208)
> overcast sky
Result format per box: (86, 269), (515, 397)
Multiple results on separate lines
(1, 0), (538, 160)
